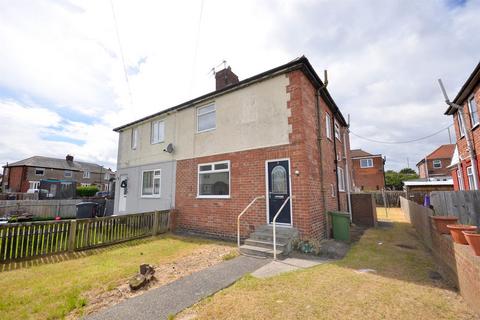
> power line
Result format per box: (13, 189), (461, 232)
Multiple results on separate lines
(350, 124), (453, 144)
(110, 0), (134, 106)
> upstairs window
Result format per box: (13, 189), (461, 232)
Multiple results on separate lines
(142, 169), (161, 197)
(197, 104), (216, 132)
(468, 96), (479, 127)
(337, 167), (345, 192)
(334, 121), (341, 141)
(325, 113), (332, 139)
(360, 158), (373, 168)
(64, 170), (73, 178)
(198, 161), (230, 198)
(458, 114), (466, 137)
(83, 171), (90, 179)
(104, 173), (110, 180)
(35, 168), (45, 176)
(151, 120), (165, 144)
(131, 127), (138, 149)
(433, 160), (442, 169)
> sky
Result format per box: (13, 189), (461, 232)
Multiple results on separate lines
(0, 0), (479, 171)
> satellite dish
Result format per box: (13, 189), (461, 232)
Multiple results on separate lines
(164, 143), (174, 153)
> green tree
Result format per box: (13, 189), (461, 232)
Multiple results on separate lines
(399, 168), (416, 175)
(385, 169), (419, 190)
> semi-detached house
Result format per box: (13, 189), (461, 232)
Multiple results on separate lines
(113, 56), (352, 242)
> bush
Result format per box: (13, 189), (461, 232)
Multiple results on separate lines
(76, 186), (99, 197)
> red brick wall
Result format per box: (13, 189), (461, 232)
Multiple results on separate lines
(175, 70), (349, 241)
(352, 156), (384, 191)
(5, 166), (28, 192)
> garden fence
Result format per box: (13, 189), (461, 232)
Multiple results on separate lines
(0, 210), (170, 263)
(430, 190), (480, 226)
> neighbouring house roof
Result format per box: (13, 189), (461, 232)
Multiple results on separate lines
(416, 144), (455, 166)
(113, 56), (347, 132)
(350, 149), (382, 159)
(449, 145), (460, 168)
(3, 156), (113, 174)
(403, 178), (453, 186)
(445, 60), (480, 115)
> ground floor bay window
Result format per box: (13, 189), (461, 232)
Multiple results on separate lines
(198, 161), (230, 198)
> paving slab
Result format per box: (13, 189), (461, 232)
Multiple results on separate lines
(85, 255), (269, 320)
(251, 256), (328, 278)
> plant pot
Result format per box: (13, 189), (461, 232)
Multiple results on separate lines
(446, 224), (478, 244)
(431, 216), (458, 234)
(463, 231), (480, 256)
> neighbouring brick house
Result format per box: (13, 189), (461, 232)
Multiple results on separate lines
(113, 56), (352, 242)
(1, 155), (114, 193)
(416, 144), (455, 179)
(350, 149), (385, 191)
(445, 61), (480, 190)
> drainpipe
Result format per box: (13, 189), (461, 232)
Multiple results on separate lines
(424, 157), (429, 180)
(332, 113), (341, 211)
(438, 79), (479, 190)
(343, 128), (352, 222)
(315, 70), (329, 238)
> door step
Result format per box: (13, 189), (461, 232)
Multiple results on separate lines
(239, 224), (299, 258)
(239, 244), (284, 258)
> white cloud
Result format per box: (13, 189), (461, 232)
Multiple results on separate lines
(0, 0), (479, 171)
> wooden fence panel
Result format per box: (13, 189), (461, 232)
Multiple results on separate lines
(430, 191), (480, 226)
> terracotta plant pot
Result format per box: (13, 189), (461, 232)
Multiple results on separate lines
(463, 231), (480, 256)
(446, 224), (478, 244)
(431, 216), (459, 234)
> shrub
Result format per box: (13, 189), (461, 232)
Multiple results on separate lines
(76, 186), (99, 197)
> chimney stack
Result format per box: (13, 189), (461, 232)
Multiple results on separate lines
(215, 66), (239, 91)
(66, 154), (74, 162)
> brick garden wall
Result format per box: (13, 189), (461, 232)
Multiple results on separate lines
(400, 197), (480, 315)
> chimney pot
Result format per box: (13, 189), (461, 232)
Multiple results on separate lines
(215, 66), (239, 91)
(66, 155), (74, 162)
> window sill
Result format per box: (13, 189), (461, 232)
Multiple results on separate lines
(196, 195), (230, 199)
(141, 195), (161, 199)
(196, 127), (216, 134)
(150, 141), (165, 145)
(472, 123), (480, 131)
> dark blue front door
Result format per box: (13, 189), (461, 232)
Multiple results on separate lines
(267, 160), (291, 224)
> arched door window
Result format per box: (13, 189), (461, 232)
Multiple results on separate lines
(271, 165), (287, 194)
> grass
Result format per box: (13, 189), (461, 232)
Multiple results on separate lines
(179, 222), (477, 320)
(0, 234), (228, 320)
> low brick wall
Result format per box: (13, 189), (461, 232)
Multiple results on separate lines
(400, 197), (480, 315)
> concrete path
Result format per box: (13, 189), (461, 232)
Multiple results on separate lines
(85, 255), (268, 320)
(251, 256), (328, 278)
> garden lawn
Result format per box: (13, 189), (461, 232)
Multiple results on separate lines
(0, 234), (231, 320)
(179, 223), (478, 320)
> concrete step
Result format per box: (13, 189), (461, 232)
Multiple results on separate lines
(239, 244), (284, 258)
(244, 238), (287, 250)
(249, 232), (293, 243)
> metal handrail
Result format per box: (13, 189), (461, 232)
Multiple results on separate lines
(237, 196), (265, 248)
(272, 196), (291, 260)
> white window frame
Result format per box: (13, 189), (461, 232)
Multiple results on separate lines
(360, 158), (373, 168)
(104, 173), (110, 180)
(457, 167), (464, 190)
(334, 120), (341, 141)
(64, 170), (73, 178)
(197, 104), (216, 133)
(28, 181), (40, 190)
(141, 169), (161, 198)
(325, 113), (332, 140)
(337, 167), (345, 192)
(197, 160), (230, 199)
(151, 120), (165, 144)
(131, 127), (138, 150)
(35, 168), (45, 176)
(467, 166), (475, 190)
(468, 95), (479, 128)
(458, 113), (466, 137)
(83, 171), (90, 179)
(432, 160), (442, 169)
(81, 183), (91, 187)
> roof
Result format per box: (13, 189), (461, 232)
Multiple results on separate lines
(3, 156), (113, 173)
(445, 60), (480, 115)
(403, 178), (453, 186)
(113, 56), (347, 132)
(416, 144), (455, 166)
(449, 145), (460, 168)
(350, 149), (382, 158)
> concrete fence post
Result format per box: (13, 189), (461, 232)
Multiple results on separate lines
(68, 220), (77, 252)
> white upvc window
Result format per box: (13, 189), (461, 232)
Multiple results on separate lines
(334, 120), (341, 141)
(468, 96), (479, 127)
(337, 167), (345, 192)
(131, 127), (138, 149)
(360, 158), (373, 168)
(467, 166), (475, 190)
(457, 167), (464, 190)
(83, 171), (90, 179)
(35, 168), (45, 176)
(197, 160), (230, 198)
(142, 169), (161, 197)
(104, 173), (110, 180)
(151, 120), (165, 144)
(458, 113), (466, 137)
(325, 113), (332, 139)
(29, 181), (40, 190)
(432, 160), (442, 169)
(64, 170), (73, 178)
(81, 183), (91, 187)
(104, 183), (109, 191)
(197, 104), (216, 133)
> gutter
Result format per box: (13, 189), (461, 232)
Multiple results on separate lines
(315, 87), (328, 238)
